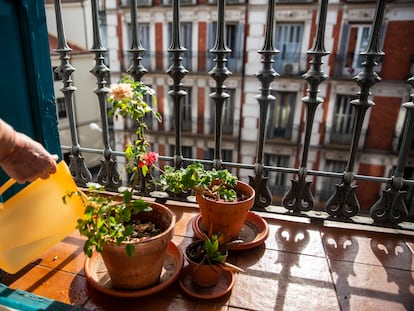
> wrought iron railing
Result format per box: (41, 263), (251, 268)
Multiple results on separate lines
(53, 0), (414, 230)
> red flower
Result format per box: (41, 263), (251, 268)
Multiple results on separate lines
(144, 152), (159, 166)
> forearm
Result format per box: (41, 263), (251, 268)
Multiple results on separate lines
(0, 119), (58, 183)
(0, 118), (17, 163)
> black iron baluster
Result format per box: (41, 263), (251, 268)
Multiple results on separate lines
(54, 0), (92, 187)
(90, 0), (121, 191)
(126, 0), (152, 195)
(370, 75), (414, 224)
(326, 0), (385, 218)
(167, 0), (189, 169)
(127, 0), (148, 81)
(282, 0), (329, 213)
(209, 0), (232, 170)
(249, 0), (277, 208)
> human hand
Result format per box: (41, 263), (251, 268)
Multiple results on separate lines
(0, 132), (58, 183)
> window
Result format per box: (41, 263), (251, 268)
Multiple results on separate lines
(162, 0), (197, 5)
(210, 88), (235, 135)
(98, 10), (109, 66)
(182, 146), (192, 158)
(267, 91), (296, 139)
(205, 148), (233, 162)
(182, 87), (192, 131)
(168, 145), (192, 159)
(204, 148), (234, 172)
(169, 87), (192, 132)
(56, 97), (67, 119)
(52, 66), (62, 81)
(275, 23), (304, 75)
(120, 0), (153, 6)
(181, 23), (192, 70)
(208, 23), (244, 72)
(207, 0), (246, 4)
(344, 25), (371, 75)
(264, 154), (289, 194)
(335, 23), (374, 77)
(330, 95), (356, 144)
(126, 23), (151, 71)
(319, 160), (347, 201)
(168, 22), (192, 70)
(142, 88), (154, 130)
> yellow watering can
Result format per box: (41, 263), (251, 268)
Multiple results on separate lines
(0, 161), (84, 274)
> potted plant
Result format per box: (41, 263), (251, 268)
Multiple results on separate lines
(65, 75), (175, 290)
(158, 162), (255, 239)
(184, 233), (243, 287)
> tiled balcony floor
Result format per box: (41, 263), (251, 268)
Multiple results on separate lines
(0, 200), (413, 310)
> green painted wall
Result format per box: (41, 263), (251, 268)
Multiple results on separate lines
(0, 0), (61, 197)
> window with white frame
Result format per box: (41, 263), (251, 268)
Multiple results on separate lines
(344, 24), (371, 75)
(275, 23), (304, 75)
(210, 88), (235, 135)
(334, 23), (375, 77)
(267, 91), (296, 139)
(330, 95), (356, 145)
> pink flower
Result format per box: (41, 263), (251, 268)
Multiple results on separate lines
(110, 83), (133, 101)
(144, 152), (159, 166)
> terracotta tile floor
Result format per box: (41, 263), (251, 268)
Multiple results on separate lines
(1, 201), (413, 311)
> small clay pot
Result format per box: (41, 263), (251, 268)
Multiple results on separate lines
(184, 240), (226, 287)
(196, 180), (255, 239)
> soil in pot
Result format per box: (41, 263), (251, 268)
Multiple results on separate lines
(185, 240), (225, 288)
(101, 202), (175, 290)
(196, 180), (255, 239)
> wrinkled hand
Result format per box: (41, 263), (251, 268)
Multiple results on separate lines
(0, 132), (58, 183)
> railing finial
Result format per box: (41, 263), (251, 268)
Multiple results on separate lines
(209, 0), (232, 171)
(282, 0), (330, 213)
(166, 0), (189, 169)
(250, 0), (278, 209)
(326, 0), (386, 218)
(90, 0), (121, 191)
(370, 74), (414, 224)
(54, 0), (92, 186)
(127, 0), (148, 81)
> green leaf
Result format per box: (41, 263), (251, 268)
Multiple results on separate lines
(123, 190), (132, 204)
(142, 164), (148, 177)
(126, 244), (135, 257)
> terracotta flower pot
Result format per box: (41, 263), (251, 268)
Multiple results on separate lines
(185, 240), (225, 287)
(196, 180), (255, 239)
(100, 201), (175, 290)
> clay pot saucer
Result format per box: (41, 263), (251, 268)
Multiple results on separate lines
(192, 211), (269, 250)
(84, 241), (183, 297)
(179, 265), (234, 299)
